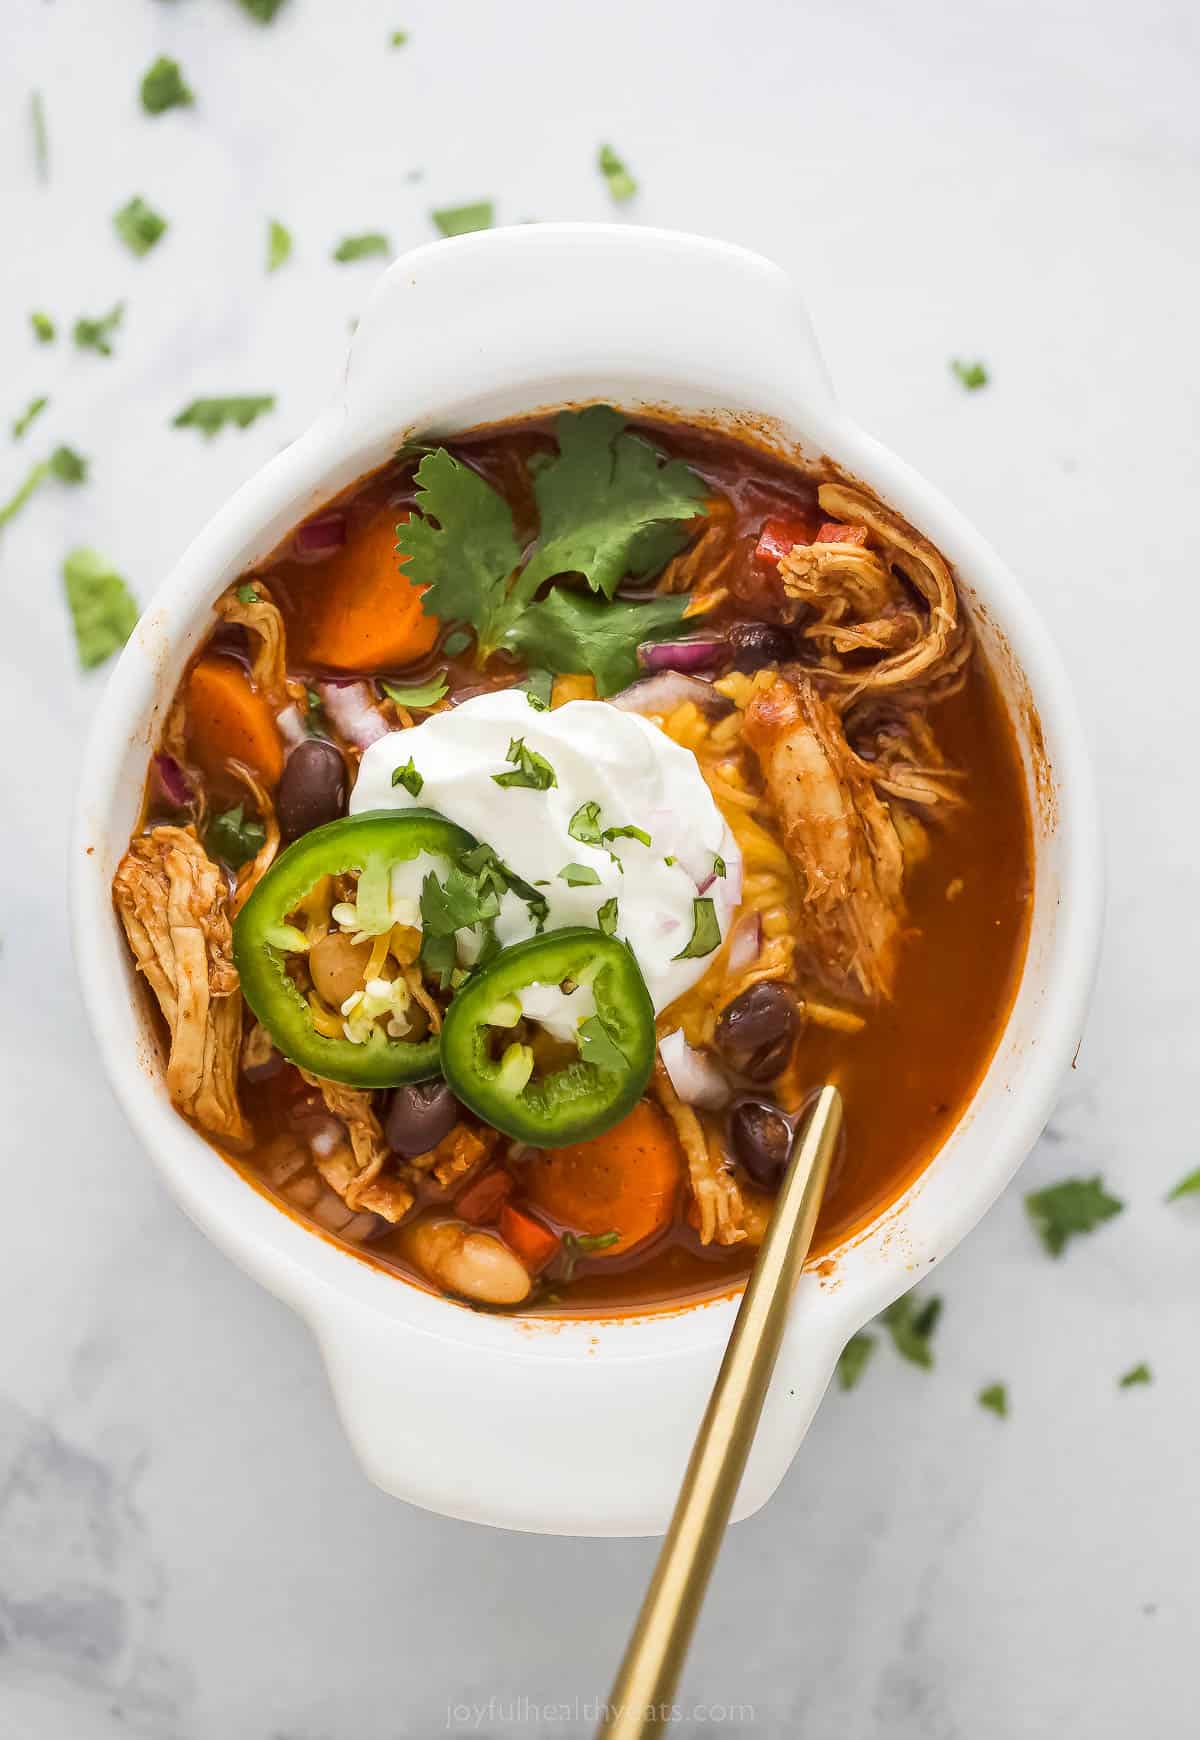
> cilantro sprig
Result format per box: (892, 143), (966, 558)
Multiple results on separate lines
(74, 303), (124, 357)
(62, 547), (139, 668)
(1025, 1175), (1124, 1256)
(115, 196), (168, 258)
(0, 445), (87, 530)
(141, 57), (193, 115)
(172, 396), (276, 436)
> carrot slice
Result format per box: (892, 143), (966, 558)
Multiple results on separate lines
(521, 1100), (683, 1257)
(498, 1203), (561, 1274)
(184, 655), (284, 788)
(293, 509), (439, 672)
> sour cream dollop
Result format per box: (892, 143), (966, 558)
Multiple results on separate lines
(350, 689), (741, 1014)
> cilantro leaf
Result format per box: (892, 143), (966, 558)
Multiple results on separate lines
(420, 928), (457, 990)
(951, 358), (989, 390)
(1024, 1175), (1124, 1256)
(515, 669), (553, 710)
(172, 396), (276, 436)
(569, 801), (603, 847)
(12, 395), (48, 440)
(558, 863), (600, 887)
(398, 450), (522, 648)
(978, 1382), (1008, 1418)
(333, 232), (390, 262)
(432, 201), (493, 237)
(267, 219), (292, 272)
(206, 802), (265, 870)
(382, 674), (448, 710)
(141, 57), (193, 114)
(603, 823), (651, 849)
(74, 302), (124, 357)
(578, 1015), (627, 1074)
(1118, 1363), (1152, 1388)
(30, 90), (48, 183)
(237, 0), (289, 19)
(48, 445), (87, 483)
(62, 547), (139, 669)
(598, 143), (637, 202)
(882, 1292), (942, 1369)
(712, 854), (727, 878)
(31, 311), (55, 343)
(114, 195), (168, 257)
(1166, 1167), (1200, 1202)
(441, 627), (472, 657)
(836, 1332), (876, 1391)
(672, 897), (721, 961)
(390, 28), (409, 46)
(493, 737), (557, 791)
(596, 896), (619, 937)
(502, 586), (688, 697)
(0, 446), (87, 530)
(236, 584), (259, 604)
(391, 757), (424, 796)
(520, 407), (708, 600)
(420, 863), (500, 936)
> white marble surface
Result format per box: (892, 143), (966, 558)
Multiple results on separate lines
(3, 1), (1198, 1735)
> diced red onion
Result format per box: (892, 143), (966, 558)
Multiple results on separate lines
(317, 680), (390, 748)
(637, 637), (729, 677)
(727, 912), (762, 976)
(294, 512), (347, 557)
(610, 673), (734, 719)
(276, 703), (308, 752)
(659, 1030), (731, 1109)
(153, 753), (193, 809)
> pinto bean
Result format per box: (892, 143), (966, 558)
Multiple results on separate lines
(309, 931), (372, 1008)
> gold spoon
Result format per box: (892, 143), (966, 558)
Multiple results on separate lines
(595, 1084), (844, 1740)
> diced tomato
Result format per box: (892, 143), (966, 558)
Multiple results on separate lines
(815, 520), (868, 545)
(498, 1203), (561, 1274)
(455, 1168), (515, 1226)
(754, 516), (814, 567)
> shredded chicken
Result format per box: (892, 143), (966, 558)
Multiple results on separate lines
(407, 1122), (494, 1188)
(658, 514), (737, 600)
(743, 676), (906, 1002)
(845, 702), (965, 809)
(113, 826), (249, 1145)
(216, 581), (288, 705)
(298, 1071), (414, 1222)
(653, 1061), (746, 1246)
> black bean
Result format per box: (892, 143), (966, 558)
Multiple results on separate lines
(726, 621), (794, 673)
(277, 739), (348, 842)
(385, 1078), (459, 1159)
(729, 1098), (793, 1189)
(715, 984), (799, 1063)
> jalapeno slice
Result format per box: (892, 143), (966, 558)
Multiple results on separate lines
(233, 809), (476, 1087)
(439, 928), (656, 1146)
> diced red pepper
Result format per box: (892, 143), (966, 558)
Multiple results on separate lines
(815, 520), (868, 545)
(754, 516), (814, 567)
(499, 1203), (561, 1274)
(455, 1167), (515, 1226)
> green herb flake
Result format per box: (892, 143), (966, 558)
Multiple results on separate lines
(441, 628), (472, 657)
(1119, 1363), (1152, 1389)
(73, 302), (124, 357)
(713, 853), (727, 878)
(432, 201), (494, 238)
(568, 801), (603, 847)
(382, 674), (448, 710)
(420, 928), (458, 990)
(114, 195), (168, 258)
(49, 445), (87, 483)
(31, 311), (55, 344)
(237, 0), (289, 19)
(12, 396), (48, 441)
(267, 219), (292, 273)
(492, 736), (557, 791)
(978, 1382), (1009, 1418)
(516, 668), (553, 710)
(206, 803), (266, 869)
(836, 1332), (876, 1392)
(558, 863), (601, 887)
(172, 395), (276, 437)
(391, 757), (424, 797)
(1024, 1175), (1124, 1256)
(236, 583), (260, 605)
(390, 28), (409, 45)
(506, 586), (689, 697)
(31, 90), (48, 183)
(577, 1015), (627, 1074)
(333, 232), (390, 263)
(596, 896), (619, 937)
(882, 1292), (942, 1370)
(62, 547), (139, 669)
(603, 823), (651, 849)
(560, 1228), (620, 1282)
(140, 56), (193, 115)
(951, 358), (989, 391)
(598, 143), (637, 203)
(672, 897), (721, 961)
(0, 446), (87, 530)
(1166, 1167), (1200, 1202)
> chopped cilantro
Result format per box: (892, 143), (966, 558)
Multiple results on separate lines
(978, 1382), (1008, 1418)
(493, 737), (557, 790)
(578, 1015), (626, 1074)
(333, 232), (390, 262)
(390, 28), (409, 45)
(1025, 1175), (1123, 1256)
(236, 583), (259, 605)
(560, 1228), (620, 1281)
(31, 311), (55, 343)
(206, 803), (266, 870)
(172, 395), (276, 436)
(49, 445), (86, 483)
(12, 396), (48, 441)
(74, 302), (124, 357)
(516, 668), (553, 710)
(267, 219), (292, 273)
(836, 1333), (876, 1391)
(882, 1292), (942, 1369)
(951, 358), (989, 391)
(1166, 1167), (1200, 1201)
(141, 56), (193, 114)
(114, 195), (168, 257)
(432, 201), (494, 237)
(62, 547), (139, 669)
(712, 853), (727, 878)
(237, 0), (289, 19)
(391, 757), (424, 797)
(0, 446), (87, 529)
(441, 628), (472, 657)
(30, 91), (48, 183)
(558, 863), (601, 887)
(382, 674), (448, 710)
(672, 897), (720, 961)
(420, 928), (458, 990)
(1119, 1363), (1152, 1388)
(504, 586), (689, 696)
(598, 143), (637, 202)
(603, 823), (651, 849)
(596, 896), (619, 937)
(569, 801), (603, 847)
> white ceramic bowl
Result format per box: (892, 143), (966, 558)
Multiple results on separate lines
(71, 225), (1102, 1537)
